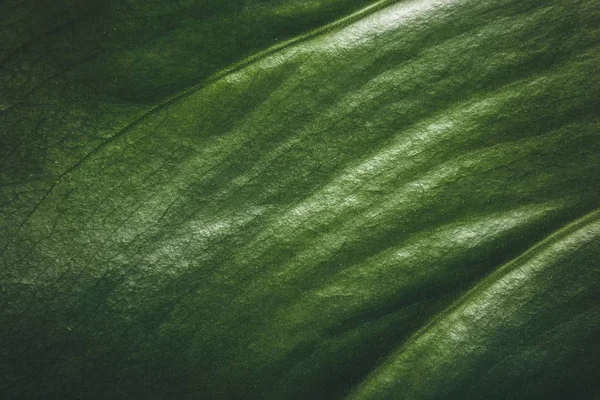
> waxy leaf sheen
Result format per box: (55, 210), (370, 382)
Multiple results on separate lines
(1, 0), (599, 399)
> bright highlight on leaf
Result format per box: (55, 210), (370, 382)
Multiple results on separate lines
(1, 0), (599, 399)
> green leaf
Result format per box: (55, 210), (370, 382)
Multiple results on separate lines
(1, 0), (599, 399)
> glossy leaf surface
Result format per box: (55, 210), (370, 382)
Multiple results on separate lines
(1, 0), (599, 399)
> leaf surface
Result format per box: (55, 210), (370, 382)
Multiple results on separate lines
(1, 0), (599, 399)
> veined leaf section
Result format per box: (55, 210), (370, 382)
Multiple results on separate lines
(350, 208), (600, 399)
(1, 0), (599, 399)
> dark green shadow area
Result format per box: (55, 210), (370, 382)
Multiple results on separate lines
(1, 0), (382, 103)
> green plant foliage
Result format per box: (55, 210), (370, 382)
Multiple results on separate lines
(1, 0), (599, 399)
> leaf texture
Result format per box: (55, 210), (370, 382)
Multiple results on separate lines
(1, 0), (599, 399)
